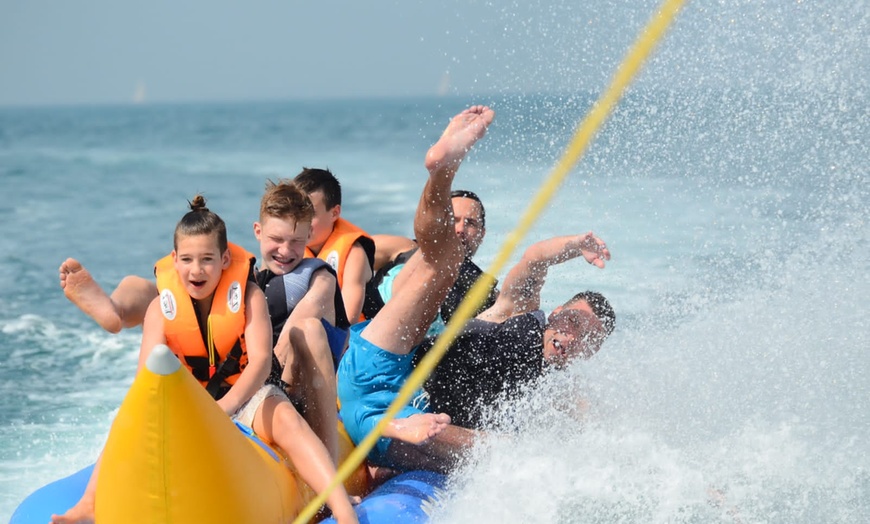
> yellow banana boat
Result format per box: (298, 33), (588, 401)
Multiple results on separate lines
(98, 343), (315, 522)
(11, 345), (442, 524)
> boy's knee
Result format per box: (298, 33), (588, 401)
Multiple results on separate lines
(288, 317), (324, 342)
(289, 318), (334, 361)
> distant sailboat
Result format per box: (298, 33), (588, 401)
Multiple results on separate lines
(437, 72), (451, 97)
(132, 81), (147, 104)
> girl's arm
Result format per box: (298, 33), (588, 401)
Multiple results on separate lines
(137, 297), (167, 373)
(216, 284), (273, 416)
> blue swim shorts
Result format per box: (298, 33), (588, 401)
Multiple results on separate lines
(336, 320), (429, 466)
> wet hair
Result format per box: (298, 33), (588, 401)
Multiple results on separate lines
(174, 195), (228, 253)
(562, 291), (616, 337)
(294, 167), (341, 210)
(260, 179), (315, 224)
(451, 189), (486, 228)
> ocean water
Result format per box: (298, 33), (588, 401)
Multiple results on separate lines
(1, 2), (867, 522)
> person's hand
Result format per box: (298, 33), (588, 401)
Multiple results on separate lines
(571, 231), (610, 268)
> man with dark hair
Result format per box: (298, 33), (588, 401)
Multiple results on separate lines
(418, 288), (615, 429)
(294, 168), (376, 324)
(364, 189), (499, 332)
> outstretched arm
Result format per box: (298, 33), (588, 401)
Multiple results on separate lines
(477, 232), (610, 323)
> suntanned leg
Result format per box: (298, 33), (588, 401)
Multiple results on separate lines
(49, 497), (94, 524)
(254, 396), (358, 524)
(364, 105), (495, 354)
(59, 259), (156, 333)
(109, 275), (157, 328)
(49, 455), (101, 524)
(285, 318), (340, 465)
(353, 106), (495, 472)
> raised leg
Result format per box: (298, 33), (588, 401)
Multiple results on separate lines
(364, 105), (495, 354)
(59, 259), (156, 333)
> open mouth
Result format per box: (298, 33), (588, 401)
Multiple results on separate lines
(271, 255), (295, 272)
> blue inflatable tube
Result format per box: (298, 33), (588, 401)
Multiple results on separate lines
(11, 346), (447, 522)
(12, 467), (445, 523)
(322, 470), (447, 524)
(10, 465), (93, 524)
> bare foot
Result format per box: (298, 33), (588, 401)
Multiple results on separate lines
(49, 496), (95, 524)
(384, 413), (451, 445)
(59, 258), (123, 333)
(425, 105), (495, 172)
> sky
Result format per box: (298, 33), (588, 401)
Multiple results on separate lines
(0, 0), (667, 107)
(0, 1), (866, 107)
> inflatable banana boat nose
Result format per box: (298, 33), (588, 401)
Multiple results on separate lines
(12, 345), (313, 524)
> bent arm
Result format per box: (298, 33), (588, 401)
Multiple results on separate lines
(340, 242), (374, 322)
(477, 232), (610, 323)
(274, 268), (339, 370)
(216, 285), (273, 415)
(273, 269), (337, 370)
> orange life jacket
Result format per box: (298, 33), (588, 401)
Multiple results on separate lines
(154, 242), (255, 397)
(304, 217), (375, 290)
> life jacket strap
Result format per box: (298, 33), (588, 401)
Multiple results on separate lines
(204, 340), (244, 400)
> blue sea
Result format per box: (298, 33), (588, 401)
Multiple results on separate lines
(1, 4), (867, 523)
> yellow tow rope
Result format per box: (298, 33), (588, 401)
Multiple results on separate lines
(293, 1), (688, 521)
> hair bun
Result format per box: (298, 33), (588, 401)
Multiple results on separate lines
(189, 194), (209, 212)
